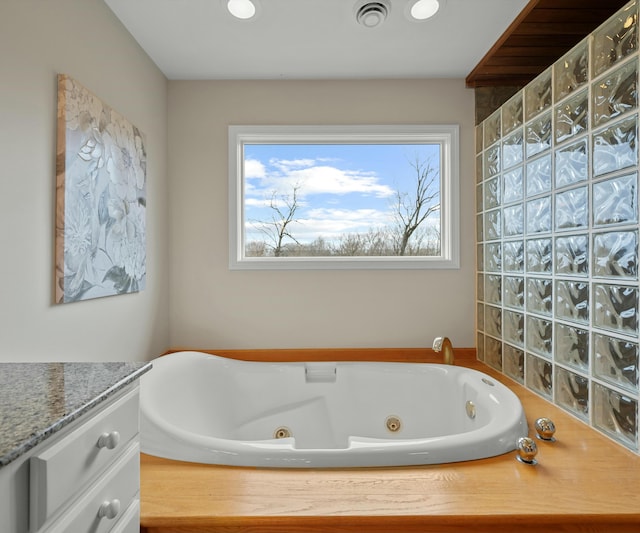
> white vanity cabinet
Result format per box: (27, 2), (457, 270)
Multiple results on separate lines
(0, 381), (143, 533)
(29, 385), (141, 533)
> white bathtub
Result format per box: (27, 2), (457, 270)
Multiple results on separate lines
(140, 351), (528, 468)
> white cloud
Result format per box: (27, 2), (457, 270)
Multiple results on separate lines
(248, 158), (395, 200)
(244, 158), (266, 179)
(290, 207), (394, 241)
(288, 166), (394, 198)
(245, 205), (393, 243)
(245, 197), (270, 207)
(306, 207), (391, 225)
(271, 158), (317, 171)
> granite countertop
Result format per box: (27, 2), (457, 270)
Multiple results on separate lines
(0, 361), (151, 467)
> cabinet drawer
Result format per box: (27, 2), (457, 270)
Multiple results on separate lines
(30, 387), (139, 530)
(38, 443), (139, 533)
(111, 499), (140, 533)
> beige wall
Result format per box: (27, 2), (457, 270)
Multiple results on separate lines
(0, 0), (169, 361)
(0, 1), (476, 358)
(168, 79), (476, 350)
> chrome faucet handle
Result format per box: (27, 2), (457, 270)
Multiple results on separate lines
(516, 436), (538, 465)
(534, 417), (556, 441)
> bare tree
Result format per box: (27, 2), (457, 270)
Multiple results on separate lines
(253, 184), (302, 257)
(335, 233), (366, 256)
(245, 240), (268, 257)
(392, 156), (440, 256)
(281, 236), (333, 257)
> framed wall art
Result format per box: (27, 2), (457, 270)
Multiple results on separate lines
(55, 74), (146, 303)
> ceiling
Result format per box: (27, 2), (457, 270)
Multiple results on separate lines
(103, 0), (529, 80)
(104, 0), (631, 86)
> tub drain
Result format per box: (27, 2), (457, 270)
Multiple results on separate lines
(385, 415), (402, 433)
(274, 426), (292, 439)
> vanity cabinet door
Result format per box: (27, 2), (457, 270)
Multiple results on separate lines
(37, 443), (139, 533)
(30, 387), (139, 530)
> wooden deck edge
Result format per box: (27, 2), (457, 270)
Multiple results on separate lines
(140, 513), (640, 533)
(163, 346), (477, 363)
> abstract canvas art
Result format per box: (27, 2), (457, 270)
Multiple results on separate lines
(55, 74), (146, 303)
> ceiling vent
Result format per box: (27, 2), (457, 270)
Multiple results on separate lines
(355, 0), (390, 28)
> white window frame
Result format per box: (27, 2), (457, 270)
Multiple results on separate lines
(229, 124), (460, 270)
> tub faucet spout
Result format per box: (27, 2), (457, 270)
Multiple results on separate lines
(432, 336), (454, 365)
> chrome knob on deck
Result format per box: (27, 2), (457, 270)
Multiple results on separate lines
(534, 417), (556, 441)
(516, 436), (538, 465)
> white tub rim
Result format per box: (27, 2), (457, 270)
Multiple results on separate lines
(140, 350), (529, 468)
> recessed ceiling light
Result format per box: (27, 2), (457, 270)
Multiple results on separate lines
(227, 0), (256, 20)
(409, 0), (441, 20)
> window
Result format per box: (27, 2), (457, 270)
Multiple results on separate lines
(229, 124), (459, 269)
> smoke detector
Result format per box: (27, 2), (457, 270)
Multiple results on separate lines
(355, 0), (390, 28)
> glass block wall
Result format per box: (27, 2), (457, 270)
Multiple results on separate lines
(476, 0), (639, 452)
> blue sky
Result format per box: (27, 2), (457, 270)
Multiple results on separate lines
(243, 143), (441, 245)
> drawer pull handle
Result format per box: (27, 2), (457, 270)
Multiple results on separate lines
(98, 499), (121, 520)
(97, 431), (121, 450)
